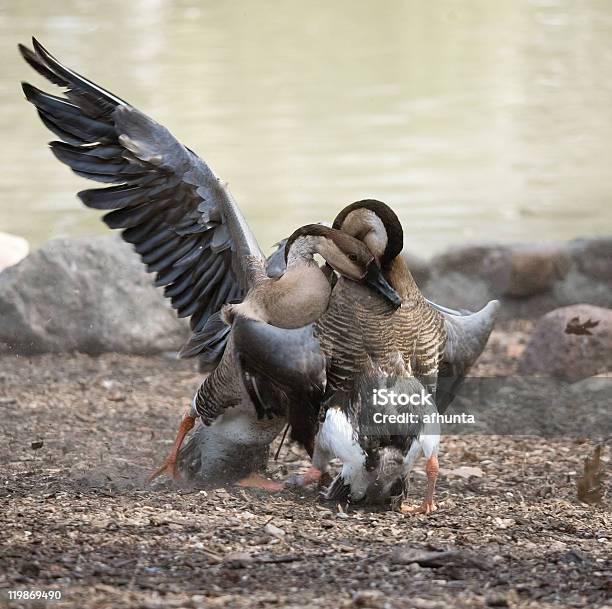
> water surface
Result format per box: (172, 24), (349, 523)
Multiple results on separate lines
(1, 0), (611, 256)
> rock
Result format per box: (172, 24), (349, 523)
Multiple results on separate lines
(519, 304), (612, 379)
(430, 243), (512, 292)
(568, 375), (612, 397)
(505, 244), (570, 297)
(223, 551), (255, 568)
(352, 590), (385, 608)
(422, 272), (494, 311)
(421, 237), (612, 320)
(0, 232), (29, 271)
(570, 236), (612, 281)
(553, 268), (612, 311)
(0, 236), (188, 355)
(485, 593), (510, 607)
(264, 523), (286, 539)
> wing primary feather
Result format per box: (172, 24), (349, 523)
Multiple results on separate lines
(19, 44), (69, 87)
(31, 37), (127, 107)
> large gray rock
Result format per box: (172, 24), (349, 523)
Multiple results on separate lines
(0, 236), (188, 355)
(518, 304), (612, 380)
(505, 243), (570, 297)
(570, 236), (612, 282)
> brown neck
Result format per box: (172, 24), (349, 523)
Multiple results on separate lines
(385, 256), (419, 300)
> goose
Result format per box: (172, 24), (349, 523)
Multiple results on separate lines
(319, 353), (440, 511)
(18, 39), (401, 488)
(148, 223), (400, 485)
(310, 200), (500, 511)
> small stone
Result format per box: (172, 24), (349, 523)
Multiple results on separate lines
(485, 594), (509, 607)
(352, 590), (384, 608)
(223, 551), (254, 568)
(264, 523), (286, 539)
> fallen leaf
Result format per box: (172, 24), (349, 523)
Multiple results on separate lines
(577, 445), (605, 505)
(565, 317), (600, 336)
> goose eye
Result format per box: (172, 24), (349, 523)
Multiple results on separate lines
(348, 253), (358, 262)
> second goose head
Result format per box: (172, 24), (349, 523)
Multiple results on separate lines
(284, 224), (401, 308)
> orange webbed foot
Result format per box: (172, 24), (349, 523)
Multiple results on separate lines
(147, 455), (180, 483)
(400, 499), (438, 515)
(147, 412), (195, 483)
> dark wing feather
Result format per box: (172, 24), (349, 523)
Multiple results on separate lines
(231, 316), (327, 456)
(432, 299), (500, 413)
(20, 38), (265, 345)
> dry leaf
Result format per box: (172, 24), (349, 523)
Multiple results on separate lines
(576, 445), (605, 505)
(565, 317), (600, 336)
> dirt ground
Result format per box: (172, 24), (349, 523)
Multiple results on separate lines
(0, 324), (610, 609)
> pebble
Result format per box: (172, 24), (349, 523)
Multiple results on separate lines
(264, 523), (286, 539)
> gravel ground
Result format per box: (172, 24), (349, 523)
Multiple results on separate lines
(0, 324), (610, 609)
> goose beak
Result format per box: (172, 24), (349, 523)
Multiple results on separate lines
(364, 263), (402, 308)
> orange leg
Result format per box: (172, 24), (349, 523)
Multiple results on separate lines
(236, 472), (284, 491)
(401, 454), (439, 515)
(148, 412), (196, 482)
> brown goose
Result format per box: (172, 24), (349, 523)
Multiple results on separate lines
(311, 200), (499, 511)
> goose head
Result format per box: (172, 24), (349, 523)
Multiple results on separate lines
(284, 224), (401, 308)
(332, 199), (404, 269)
(362, 446), (406, 504)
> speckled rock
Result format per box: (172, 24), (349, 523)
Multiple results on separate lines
(518, 304), (612, 379)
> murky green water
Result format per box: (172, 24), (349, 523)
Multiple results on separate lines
(1, 0), (611, 256)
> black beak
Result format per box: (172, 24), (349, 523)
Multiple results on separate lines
(364, 263), (402, 308)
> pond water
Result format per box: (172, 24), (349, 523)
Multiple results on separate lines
(1, 0), (611, 257)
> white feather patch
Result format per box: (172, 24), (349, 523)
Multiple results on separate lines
(317, 408), (365, 465)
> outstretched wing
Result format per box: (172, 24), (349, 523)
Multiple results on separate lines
(20, 38), (264, 342)
(431, 299), (500, 413)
